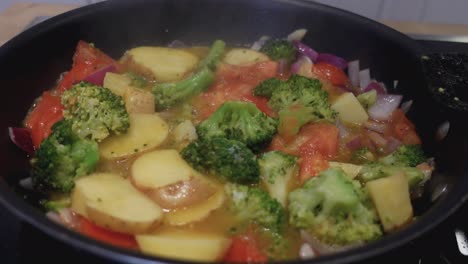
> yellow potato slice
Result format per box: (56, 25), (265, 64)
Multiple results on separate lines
(331, 92), (369, 125)
(136, 231), (231, 262)
(126, 47), (199, 82)
(99, 113), (168, 160)
(223, 48), (269, 65)
(71, 173), (163, 234)
(164, 187), (225, 226)
(367, 173), (413, 232)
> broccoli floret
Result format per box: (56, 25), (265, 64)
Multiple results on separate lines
(379, 145), (426, 167)
(253, 78), (286, 97)
(40, 197), (71, 212)
(61, 82), (129, 142)
(288, 167), (382, 245)
(259, 151), (298, 206)
(351, 147), (376, 164)
(358, 163), (426, 188)
(260, 39), (296, 62)
(152, 40), (225, 110)
(225, 183), (286, 233)
(181, 137), (260, 184)
(356, 89), (377, 109)
(196, 101), (278, 151)
(126, 72), (148, 88)
(31, 120), (99, 193)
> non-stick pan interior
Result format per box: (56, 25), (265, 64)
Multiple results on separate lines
(1, 0), (467, 263)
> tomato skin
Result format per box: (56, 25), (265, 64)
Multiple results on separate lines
(385, 109), (421, 145)
(56, 41), (116, 92)
(192, 61), (278, 121)
(223, 235), (268, 263)
(24, 91), (64, 149)
(78, 216), (138, 250)
(298, 123), (339, 158)
(312, 62), (349, 87)
(299, 154), (329, 184)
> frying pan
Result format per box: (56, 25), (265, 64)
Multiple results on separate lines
(0, 0), (467, 263)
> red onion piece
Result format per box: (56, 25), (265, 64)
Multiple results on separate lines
(364, 120), (388, 133)
(8, 127), (34, 155)
(251, 36), (270, 51)
(300, 230), (353, 255)
(291, 56), (313, 76)
(400, 100), (413, 113)
(58, 208), (80, 229)
(299, 243), (316, 259)
(167, 40), (187, 48)
(83, 64), (117, 86)
(46, 211), (63, 224)
(367, 131), (388, 148)
(335, 120), (350, 139)
(277, 59), (289, 76)
(359, 69), (371, 91)
(292, 40), (318, 62)
(348, 60), (360, 87)
(346, 136), (363, 151)
(287, 29), (307, 42)
(436, 121), (450, 141)
(363, 82), (386, 95)
(368, 94), (403, 121)
(385, 137), (402, 154)
(316, 53), (347, 70)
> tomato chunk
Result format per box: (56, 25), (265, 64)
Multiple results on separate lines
(312, 62), (349, 87)
(78, 216), (138, 250)
(223, 234), (268, 263)
(299, 153), (329, 184)
(386, 109), (421, 145)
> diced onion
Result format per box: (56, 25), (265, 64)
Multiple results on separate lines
(167, 40), (187, 48)
(346, 136), (363, 151)
(385, 137), (402, 154)
(58, 208), (79, 229)
(8, 127), (34, 155)
(436, 121), (450, 141)
(19, 177), (33, 190)
(359, 69), (371, 91)
(364, 120), (387, 133)
(368, 94), (403, 121)
(46, 211), (62, 224)
(348, 60), (360, 87)
(400, 100), (413, 113)
(300, 230), (351, 255)
(335, 119), (350, 139)
(277, 59), (289, 76)
(83, 64), (117, 86)
(287, 29), (308, 42)
(363, 82), (386, 95)
(292, 40), (318, 62)
(316, 53), (347, 70)
(299, 243), (316, 259)
(291, 56), (313, 77)
(367, 131), (388, 148)
(251, 36), (270, 51)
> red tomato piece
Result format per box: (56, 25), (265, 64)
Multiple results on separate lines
(299, 154), (329, 184)
(312, 62), (349, 87)
(386, 109), (421, 145)
(298, 123), (339, 158)
(24, 91), (64, 149)
(56, 41), (116, 92)
(78, 216), (138, 250)
(223, 234), (268, 263)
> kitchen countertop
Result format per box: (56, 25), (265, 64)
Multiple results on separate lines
(3, 3), (468, 45)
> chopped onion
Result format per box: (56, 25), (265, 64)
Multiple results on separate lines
(316, 53), (347, 70)
(385, 137), (402, 154)
(364, 120), (387, 133)
(300, 230), (352, 255)
(436, 121), (450, 141)
(363, 82), (386, 95)
(167, 40), (187, 48)
(368, 94), (403, 121)
(359, 69), (371, 91)
(367, 131), (388, 148)
(299, 243), (316, 259)
(393, 80), (399, 89)
(19, 177), (33, 190)
(292, 40), (318, 62)
(251, 36), (270, 51)
(277, 59), (289, 76)
(400, 100), (413, 113)
(287, 29), (308, 42)
(46, 211), (63, 224)
(346, 136), (363, 151)
(335, 120), (350, 139)
(83, 64), (117, 86)
(291, 56), (313, 77)
(58, 208), (79, 229)
(348, 60), (360, 87)
(8, 127), (34, 155)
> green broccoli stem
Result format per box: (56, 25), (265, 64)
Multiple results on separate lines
(40, 197), (71, 212)
(153, 67), (215, 110)
(359, 164), (425, 188)
(199, 40), (226, 70)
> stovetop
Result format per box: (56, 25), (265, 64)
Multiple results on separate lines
(1, 39), (468, 264)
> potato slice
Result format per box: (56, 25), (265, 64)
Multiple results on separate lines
(131, 149), (193, 189)
(99, 113), (168, 160)
(71, 173), (163, 234)
(164, 187), (225, 226)
(124, 87), (155, 114)
(125, 47), (199, 82)
(223, 48), (269, 66)
(331, 92), (369, 125)
(136, 231), (231, 262)
(329, 162), (362, 179)
(103, 72), (130, 97)
(367, 173), (413, 232)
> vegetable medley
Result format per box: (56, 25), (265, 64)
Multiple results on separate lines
(12, 29), (434, 262)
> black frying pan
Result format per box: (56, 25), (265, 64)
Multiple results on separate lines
(1, 0), (467, 263)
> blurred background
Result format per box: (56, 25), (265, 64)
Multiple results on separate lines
(2, 0), (468, 25)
